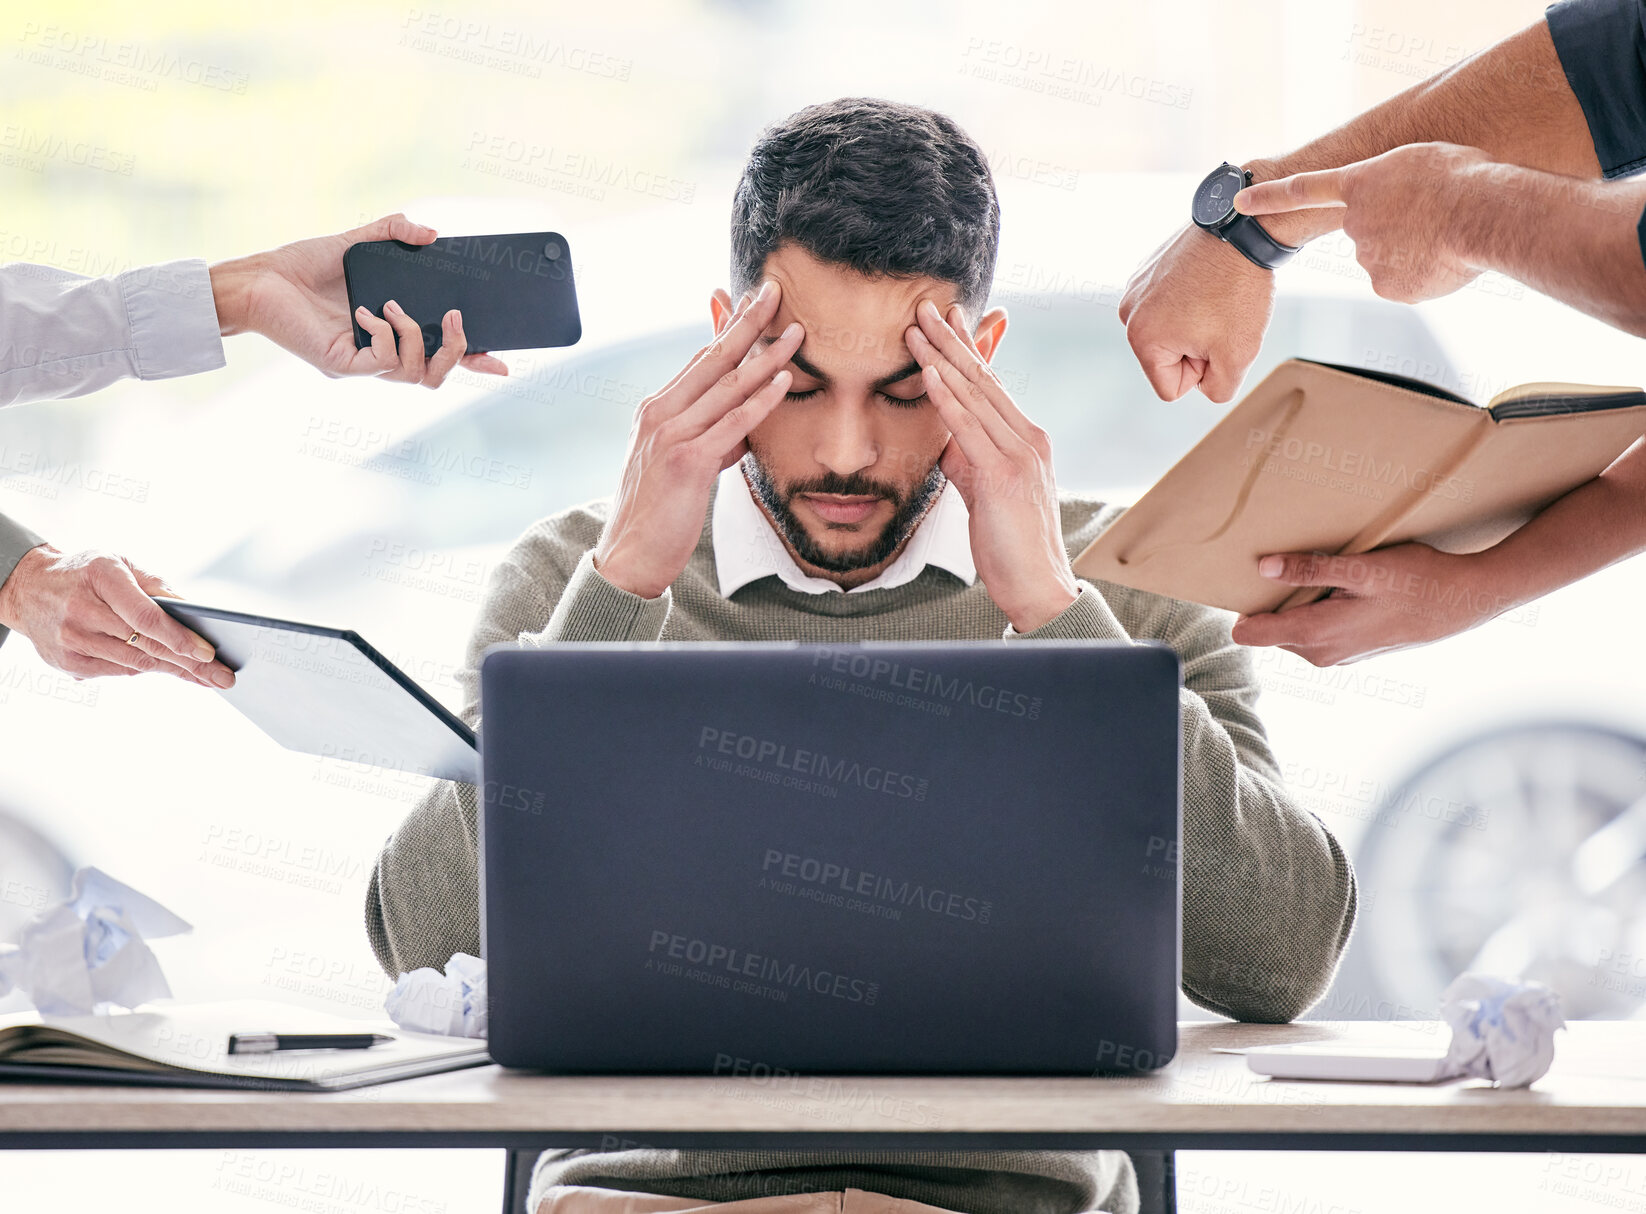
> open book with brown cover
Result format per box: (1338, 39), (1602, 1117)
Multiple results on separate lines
(1072, 359), (1646, 615)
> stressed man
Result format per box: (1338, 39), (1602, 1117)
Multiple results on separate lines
(367, 98), (1356, 1214)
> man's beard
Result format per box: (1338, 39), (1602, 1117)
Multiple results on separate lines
(742, 451), (946, 575)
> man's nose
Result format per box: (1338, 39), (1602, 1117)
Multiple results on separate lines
(814, 400), (879, 476)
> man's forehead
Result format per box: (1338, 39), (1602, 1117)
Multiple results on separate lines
(756, 247), (959, 380)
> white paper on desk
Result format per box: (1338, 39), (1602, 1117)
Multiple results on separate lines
(385, 952), (487, 1039)
(1231, 1044), (1453, 1083)
(1441, 972), (1565, 1088)
(0, 867), (191, 1017)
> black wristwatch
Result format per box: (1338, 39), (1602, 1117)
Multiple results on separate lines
(1192, 162), (1299, 270)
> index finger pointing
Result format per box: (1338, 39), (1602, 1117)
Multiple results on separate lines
(1233, 168), (1348, 216)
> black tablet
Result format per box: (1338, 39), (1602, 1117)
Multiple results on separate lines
(158, 601), (478, 785)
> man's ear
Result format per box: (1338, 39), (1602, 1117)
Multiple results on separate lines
(972, 307), (1009, 363)
(709, 288), (735, 335)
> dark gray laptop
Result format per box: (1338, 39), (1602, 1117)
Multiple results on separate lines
(479, 641), (1182, 1075)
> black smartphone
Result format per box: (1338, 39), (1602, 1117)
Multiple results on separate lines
(343, 231), (581, 358)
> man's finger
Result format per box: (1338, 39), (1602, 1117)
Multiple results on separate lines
(910, 335), (1023, 455)
(1128, 336), (1202, 402)
(678, 319), (803, 436)
(353, 306), (399, 373)
(422, 310), (468, 389)
(124, 566), (238, 685)
(1233, 168), (1349, 216)
(347, 212), (437, 246)
(912, 301), (1018, 425)
(95, 563), (216, 663)
(937, 435), (978, 502)
(128, 566), (181, 600)
(665, 281), (782, 412)
(923, 363), (1003, 473)
(82, 598), (203, 677)
(1230, 602), (1328, 648)
(380, 300), (427, 382)
(461, 352), (509, 376)
(691, 369), (791, 464)
(74, 627), (168, 677)
(1198, 353), (1246, 405)
(649, 291), (756, 406)
(58, 652), (140, 681)
(1256, 551), (1368, 590)
(123, 631), (227, 686)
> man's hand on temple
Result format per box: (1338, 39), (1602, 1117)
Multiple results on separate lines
(0, 546), (235, 686)
(208, 213), (511, 387)
(906, 300), (1079, 633)
(1117, 224), (1276, 403)
(1229, 542), (1511, 666)
(594, 280), (803, 599)
(1234, 143), (1490, 303)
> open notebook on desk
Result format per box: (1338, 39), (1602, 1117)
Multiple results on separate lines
(0, 999), (489, 1091)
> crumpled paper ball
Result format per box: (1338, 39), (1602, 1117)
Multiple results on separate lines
(385, 952), (487, 1038)
(0, 866), (192, 1016)
(1440, 972), (1565, 1088)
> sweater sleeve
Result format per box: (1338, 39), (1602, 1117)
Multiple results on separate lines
(364, 514), (665, 975)
(1012, 576), (1357, 1023)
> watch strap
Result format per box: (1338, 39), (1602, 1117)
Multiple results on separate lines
(1223, 210), (1299, 270)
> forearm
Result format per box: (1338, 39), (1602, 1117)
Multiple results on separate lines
(1448, 163), (1646, 334)
(1247, 20), (1594, 246)
(1466, 436), (1646, 608)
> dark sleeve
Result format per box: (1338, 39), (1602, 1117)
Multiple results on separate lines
(1547, 0), (1646, 178)
(0, 511), (44, 653)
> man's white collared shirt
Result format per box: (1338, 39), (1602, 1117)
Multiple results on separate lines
(711, 464), (976, 597)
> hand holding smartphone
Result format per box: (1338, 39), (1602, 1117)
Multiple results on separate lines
(344, 231), (582, 358)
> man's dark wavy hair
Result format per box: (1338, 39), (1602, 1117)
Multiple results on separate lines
(730, 98), (1000, 316)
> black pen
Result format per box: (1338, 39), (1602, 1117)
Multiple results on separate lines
(227, 1032), (395, 1055)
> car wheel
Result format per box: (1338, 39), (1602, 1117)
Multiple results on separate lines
(1324, 721), (1646, 1021)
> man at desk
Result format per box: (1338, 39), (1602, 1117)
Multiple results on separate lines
(367, 98), (1357, 1214)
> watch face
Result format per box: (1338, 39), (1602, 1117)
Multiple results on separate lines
(1192, 165), (1247, 228)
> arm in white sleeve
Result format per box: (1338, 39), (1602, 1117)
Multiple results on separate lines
(0, 260), (225, 406)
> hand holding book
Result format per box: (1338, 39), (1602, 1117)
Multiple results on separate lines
(1073, 359), (1646, 665)
(1228, 541), (1512, 666)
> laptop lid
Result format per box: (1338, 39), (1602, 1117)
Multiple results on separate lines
(480, 640), (1181, 1075)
